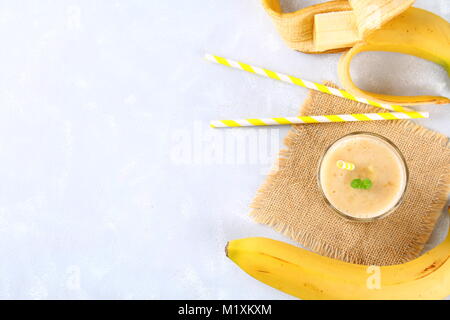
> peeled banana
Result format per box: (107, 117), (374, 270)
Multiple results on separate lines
(262, 1), (450, 106)
(226, 211), (450, 299)
(338, 7), (450, 106)
(261, 0), (352, 53)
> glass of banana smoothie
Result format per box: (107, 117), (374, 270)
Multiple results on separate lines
(318, 132), (408, 221)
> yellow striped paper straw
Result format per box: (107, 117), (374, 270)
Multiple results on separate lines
(337, 160), (355, 171)
(210, 112), (428, 128)
(205, 54), (414, 113)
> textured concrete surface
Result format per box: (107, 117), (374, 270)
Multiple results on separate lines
(0, 0), (447, 299)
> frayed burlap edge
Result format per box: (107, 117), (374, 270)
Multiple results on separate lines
(250, 84), (450, 265)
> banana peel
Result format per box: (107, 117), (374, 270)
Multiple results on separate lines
(226, 209), (450, 300)
(261, 0), (352, 53)
(338, 7), (450, 106)
(349, 0), (415, 38)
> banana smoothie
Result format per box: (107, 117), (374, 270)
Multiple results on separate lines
(319, 133), (408, 220)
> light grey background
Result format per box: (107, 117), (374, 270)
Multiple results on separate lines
(0, 0), (448, 299)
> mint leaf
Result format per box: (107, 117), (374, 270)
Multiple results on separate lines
(351, 179), (362, 189)
(361, 178), (373, 190)
(351, 178), (373, 189)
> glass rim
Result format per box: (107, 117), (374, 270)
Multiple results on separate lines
(317, 132), (409, 222)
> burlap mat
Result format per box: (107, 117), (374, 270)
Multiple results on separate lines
(250, 84), (450, 266)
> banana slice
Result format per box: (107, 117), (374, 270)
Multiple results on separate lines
(314, 11), (362, 52)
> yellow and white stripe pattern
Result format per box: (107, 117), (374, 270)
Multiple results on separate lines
(205, 54), (414, 113)
(210, 112), (428, 128)
(336, 160), (355, 171)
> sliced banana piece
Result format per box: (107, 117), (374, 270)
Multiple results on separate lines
(314, 11), (362, 52)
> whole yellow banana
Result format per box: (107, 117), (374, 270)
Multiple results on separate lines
(226, 212), (450, 299)
(338, 7), (450, 106)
